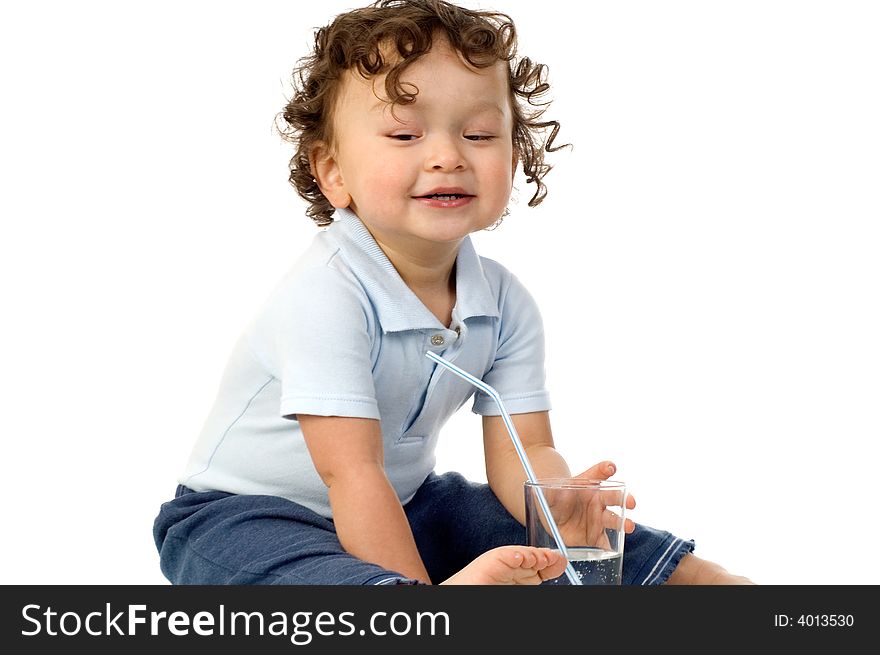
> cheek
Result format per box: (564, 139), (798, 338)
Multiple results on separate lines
(359, 158), (411, 191)
(338, 135), (409, 189)
(485, 156), (514, 191)
(348, 160), (414, 213)
(484, 142), (515, 175)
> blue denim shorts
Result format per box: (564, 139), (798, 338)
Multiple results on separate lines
(153, 471), (693, 585)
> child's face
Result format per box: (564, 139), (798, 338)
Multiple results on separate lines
(313, 36), (515, 253)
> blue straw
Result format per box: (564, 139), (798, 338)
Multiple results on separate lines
(425, 350), (581, 585)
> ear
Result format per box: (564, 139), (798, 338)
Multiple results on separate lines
(310, 141), (351, 209)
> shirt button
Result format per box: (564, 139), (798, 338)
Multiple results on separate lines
(431, 334), (445, 346)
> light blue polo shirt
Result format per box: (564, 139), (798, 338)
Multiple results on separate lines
(179, 207), (552, 518)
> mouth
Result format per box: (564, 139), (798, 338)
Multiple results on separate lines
(418, 193), (472, 200)
(414, 195), (475, 209)
(413, 188), (476, 207)
(413, 187), (475, 202)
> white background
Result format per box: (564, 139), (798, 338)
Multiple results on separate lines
(2, 1), (877, 585)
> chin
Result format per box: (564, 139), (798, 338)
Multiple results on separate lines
(421, 218), (490, 241)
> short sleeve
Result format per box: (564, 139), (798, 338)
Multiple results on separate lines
(471, 273), (552, 416)
(262, 265), (380, 420)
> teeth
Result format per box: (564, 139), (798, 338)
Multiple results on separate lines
(430, 194), (462, 199)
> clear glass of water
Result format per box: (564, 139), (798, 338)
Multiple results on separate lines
(524, 478), (627, 585)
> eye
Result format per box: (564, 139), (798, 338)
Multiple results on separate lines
(390, 134), (419, 141)
(464, 135), (495, 141)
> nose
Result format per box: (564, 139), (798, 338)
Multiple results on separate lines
(424, 134), (466, 172)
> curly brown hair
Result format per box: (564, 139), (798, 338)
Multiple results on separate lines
(276, 0), (566, 227)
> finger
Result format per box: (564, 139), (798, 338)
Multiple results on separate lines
(574, 461), (617, 481)
(599, 508), (635, 534)
(501, 547), (534, 571)
(599, 488), (628, 508)
(541, 547), (561, 563)
(536, 547), (557, 569)
(585, 492), (607, 546)
(517, 548), (537, 569)
(602, 508), (625, 531)
(539, 552), (569, 581)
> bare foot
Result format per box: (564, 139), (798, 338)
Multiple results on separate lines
(439, 546), (568, 585)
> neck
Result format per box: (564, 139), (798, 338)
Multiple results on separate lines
(363, 228), (460, 327)
(369, 232), (461, 292)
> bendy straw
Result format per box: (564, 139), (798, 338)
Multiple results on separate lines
(425, 350), (581, 585)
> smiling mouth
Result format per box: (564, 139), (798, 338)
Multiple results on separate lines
(416, 193), (474, 200)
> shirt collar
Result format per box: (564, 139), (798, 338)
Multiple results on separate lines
(328, 207), (500, 333)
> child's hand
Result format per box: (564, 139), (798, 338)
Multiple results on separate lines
(539, 461), (636, 550)
(571, 460), (637, 534)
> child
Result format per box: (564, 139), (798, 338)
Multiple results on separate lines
(154, 0), (752, 586)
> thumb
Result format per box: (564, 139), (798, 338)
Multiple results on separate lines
(574, 461), (617, 481)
